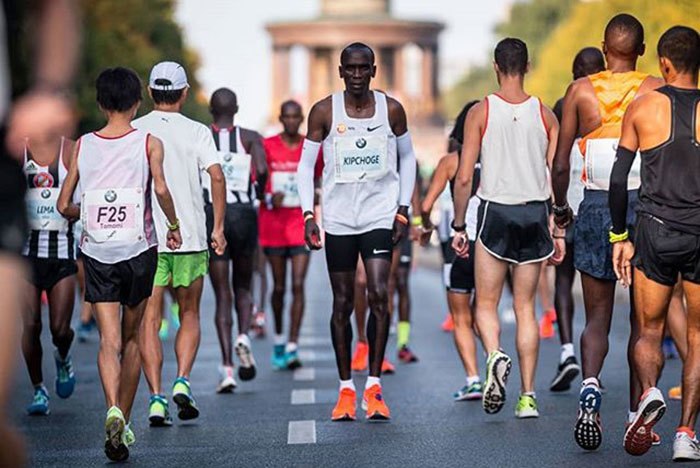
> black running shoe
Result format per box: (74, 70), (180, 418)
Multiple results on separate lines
(550, 356), (580, 392)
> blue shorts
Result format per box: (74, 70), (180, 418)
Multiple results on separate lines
(574, 189), (638, 281)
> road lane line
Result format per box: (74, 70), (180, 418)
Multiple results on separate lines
(293, 367), (315, 381)
(287, 420), (316, 444)
(291, 389), (316, 405)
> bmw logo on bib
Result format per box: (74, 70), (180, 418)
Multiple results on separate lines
(356, 138), (367, 149)
(40, 189), (51, 199)
(224, 153), (232, 162)
(104, 190), (117, 203)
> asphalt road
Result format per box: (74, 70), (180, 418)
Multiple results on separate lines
(10, 249), (682, 467)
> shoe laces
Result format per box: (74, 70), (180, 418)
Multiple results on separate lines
(33, 388), (48, 404)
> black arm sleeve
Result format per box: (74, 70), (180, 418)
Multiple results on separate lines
(608, 146), (637, 234)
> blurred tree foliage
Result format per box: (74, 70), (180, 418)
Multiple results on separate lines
(444, 0), (698, 116)
(528, 0), (700, 105)
(77, 0), (209, 132)
(442, 0), (576, 118)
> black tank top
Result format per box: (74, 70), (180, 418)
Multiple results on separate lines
(638, 85), (700, 234)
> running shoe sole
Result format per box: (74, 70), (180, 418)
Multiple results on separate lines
(148, 414), (172, 427)
(331, 412), (356, 422)
(550, 363), (580, 392)
(173, 394), (200, 421)
(574, 386), (602, 451)
(624, 397), (666, 456)
(216, 382), (236, 394)
(361, 399), (390, 421)
(27, 406), (50, 416)
(236, 342), (257, 381)
(483, 355), (511, 414)
(104, 415), (128, 462)
(286, 359), (302, 371)
(454, 392), (483, 402)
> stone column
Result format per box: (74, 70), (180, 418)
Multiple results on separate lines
(308, 48), (333, 104)
(271, 45), (291, 119)
(393, 46), (405, 101)
(421, 44), (436, 116)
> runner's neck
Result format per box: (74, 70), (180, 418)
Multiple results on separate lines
(666, 74), (698, 90)
(280, 132), (302, 147)
(214, 116), (235, 130)
(153, 102), (183, 113)
(605, 57), (637, 74)
(496, 76), (529, 103)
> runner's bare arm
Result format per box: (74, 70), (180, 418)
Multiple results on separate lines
(551, 81), (580, 209)
(387, 97), (414, 243)
(57, 138), (80, 220)
(543, 105), (560, 169)
(420, 154), (454, 225)
(453, 101), (484, 227)
(245, 130), (268, 201)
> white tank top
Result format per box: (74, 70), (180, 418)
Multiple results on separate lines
(203, 127), (254, 205)
(477, 94), (550, 204)
(77, 129), (156, 264)
(321, 91), (398, 235)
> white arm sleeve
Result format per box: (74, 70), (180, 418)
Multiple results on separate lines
(397, 131), (417, 206)
(297, 139), (321, 213)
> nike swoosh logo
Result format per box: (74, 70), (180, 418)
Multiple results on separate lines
(367, 125), (383, 132)
(372, 249), (389, 254)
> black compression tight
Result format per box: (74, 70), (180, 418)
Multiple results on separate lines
(554, 242), (576, 345)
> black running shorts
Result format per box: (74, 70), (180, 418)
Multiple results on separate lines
(448, 241), (475, 294)
(26, 257), (77, 291)
(205, 204), (258, 261)
(263, 245), (309, 258)
(633, 214), (700, 286)
(477, 199), (553, 264)
(325, 229), (393, 273)
(84, 247), (158, 307)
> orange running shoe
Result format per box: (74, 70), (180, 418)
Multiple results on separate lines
(669, 385), (682, 401)
(381, 358), (395, 374)
(362, 384), (391, 420)
(441, 314), (454, 332)
(539, 310), (555, 339)
(351, 342), (369, 372)
(331, 388), (357, 421)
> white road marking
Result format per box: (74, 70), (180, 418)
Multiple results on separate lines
(299, 336), (331, 346)
(287, 420), (316, 444)
(291, 389), (316, 405)
(293, 367), (316, 381)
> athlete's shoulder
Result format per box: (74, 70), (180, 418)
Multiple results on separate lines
(239, 127), (263, 143)
(309, 95), (333, 115)
(638, 75), (665, 95)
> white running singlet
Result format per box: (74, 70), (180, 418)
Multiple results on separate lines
(321, 91), (398, 235)
(477, 94), (550, 204)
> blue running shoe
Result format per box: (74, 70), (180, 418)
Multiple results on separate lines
(271, 344), (286, 370)
(574, 384), (603, 451)
(453, 381), (483, 401)
(27, 386), (50, 415)
(148, 394), (173, 427)
(285, 349), (302, 370)
(54, 350), (75, 399)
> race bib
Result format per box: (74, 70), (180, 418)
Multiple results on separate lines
(26, 188), (68, 232)
(585, 138), (641, 191)
(82, 188), (144, 243)
(221, 152), (251, 192)
(271, 171), (300, 208)
(334, 134), (388, 183)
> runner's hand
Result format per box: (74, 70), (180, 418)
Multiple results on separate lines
(418, 225), (434, 247)
(304, 219), (322, 250)
(272, 192), (285, 209)
(612, 240), (635, 287)
(451, 232), (469, 258)
(392, 218), (408, 245)
(553, 207), (573, 229)
(210, 228), (227, 256)
(6, 91), (76, 161)
(548, 237), (566, 266)
(166, 228), (182, 250)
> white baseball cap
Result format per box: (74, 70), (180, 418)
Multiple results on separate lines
(149, 61), (189, 90)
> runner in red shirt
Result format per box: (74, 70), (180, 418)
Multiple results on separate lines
(260, 100), (321, 370)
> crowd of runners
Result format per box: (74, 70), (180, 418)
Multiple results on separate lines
(0, 2), (699, 464)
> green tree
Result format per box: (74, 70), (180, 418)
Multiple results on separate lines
(76, 0), (209, 133)
(443, 0), (576, 118)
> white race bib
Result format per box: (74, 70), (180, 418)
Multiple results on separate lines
(26, 188), (68, 232)
(82, 188), (144, 243)
(585, 138), (641, 191)
(271, 171), (300, 208)
(221, 152), (251, 192)
(334, 134), (388, 183)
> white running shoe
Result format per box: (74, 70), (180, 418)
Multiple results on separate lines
(674, 431), (700, 461)
(235, 334), (257, 381)
(216, 365), (237, 394)
(624, 387), (666, 456)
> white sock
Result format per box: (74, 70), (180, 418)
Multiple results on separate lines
(560, 343), (575, 363)
(523, 391), (536, 398)
(627, 411), (636, 424)
(285, 342), (298, 353)
(365, 376), (381, 389)
(581, 377), (600, 388)
(274, 334), (285, 346)
(466, 375), (480, 386)
(339, 379), (355, 391)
